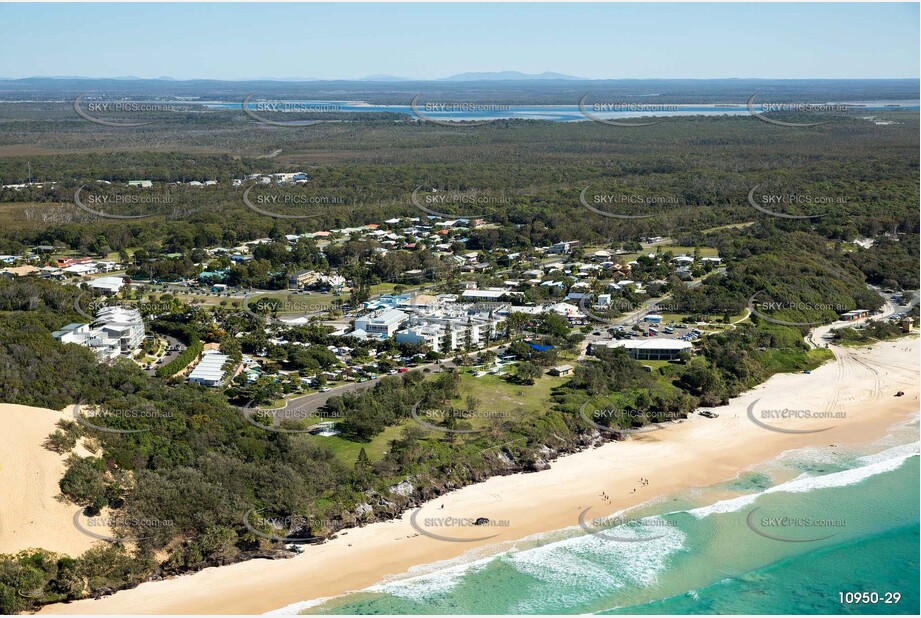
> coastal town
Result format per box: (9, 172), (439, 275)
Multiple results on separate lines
(1, 201), (915, 436)
(0, 3), (918, 614)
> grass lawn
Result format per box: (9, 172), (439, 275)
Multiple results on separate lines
(657, 311), (747, 324)
(617, 243), (720, 264)
(448, 372), (567, 420)
(369, 282), (403, 296)
(297, 371), (569, 467)
(308, 423), (406, 464)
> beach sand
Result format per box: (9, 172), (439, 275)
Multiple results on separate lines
(0, 404), (101, 557)
(38, 336), (920, 615)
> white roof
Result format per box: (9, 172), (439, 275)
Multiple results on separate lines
(603, 339), (692, 351)
(461, 289), (508, 298)
(88, 276), (125, 291)
(189, 352), (230, 381)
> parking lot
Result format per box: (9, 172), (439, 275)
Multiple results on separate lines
(632, 319), (702, 342)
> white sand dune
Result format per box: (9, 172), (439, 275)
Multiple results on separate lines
(0, 404), (101, 557)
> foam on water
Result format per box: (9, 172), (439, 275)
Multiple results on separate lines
(686, 441), (919, 519)
(366, 554), (495, 601)
(264, 597), (337, 615)
(358, 517), (686, 610)
(506, 519), (686, 613)
(279, 421), (919, 614)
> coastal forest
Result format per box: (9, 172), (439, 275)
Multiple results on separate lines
(0, 86), (918, 612)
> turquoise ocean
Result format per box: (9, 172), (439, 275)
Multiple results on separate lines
(282, 417), (919, 615)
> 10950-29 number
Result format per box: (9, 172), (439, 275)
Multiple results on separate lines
(839, 592), (901, 604)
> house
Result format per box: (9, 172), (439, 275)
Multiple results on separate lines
(548, 302), (585, 321)
(63, 263), (98, 276)
(127, 180), (153, 188)
(548, 240), (580, 255)
(56, 257), (94, 268)
(39, 266), (64, 280)
(0, 265), (39, 278)
(288, 269), (319, 289)
(591, 250), (612, 261)
(310, 421), (340, 437)
(840, 309), (869, 321)
(549, 364), (574, 377)
(540, 280), (566, 291)
(199, 270), (228, 282)
(566, 292), (592, 303)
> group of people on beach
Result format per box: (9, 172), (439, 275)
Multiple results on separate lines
(630, 478), (650, 494)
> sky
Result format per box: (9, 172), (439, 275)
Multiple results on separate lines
(0, 2), (918, 80)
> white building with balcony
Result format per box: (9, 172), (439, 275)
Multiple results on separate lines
(353, 308), (409, 338)
(52, 307), (145, 362)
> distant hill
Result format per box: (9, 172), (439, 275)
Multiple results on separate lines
(359, 75), (413, 82)
(441, 71), (585, 81)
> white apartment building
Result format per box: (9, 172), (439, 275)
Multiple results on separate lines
(395, 323), (446, 351)
(394, 303), (507, 352)
(95, 306), (146, 352)
(353, 308), (409, 338)
(52, 307), (145, 362)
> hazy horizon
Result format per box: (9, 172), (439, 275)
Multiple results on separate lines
(1, 3), (918, 81)
(3, 75), (920, 83)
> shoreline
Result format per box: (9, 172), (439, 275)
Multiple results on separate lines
(38, 335), (920, 615)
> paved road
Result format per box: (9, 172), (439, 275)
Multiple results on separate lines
(266, 359), (459, 419)
(145, 334), (185, 375)
(264, 269), (732, 418)
(263, 339), (516, 420)
(807, 287), (917, 349)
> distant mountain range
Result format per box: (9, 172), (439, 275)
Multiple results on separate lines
(441, 71), (584, 81)
(359, 74), (414, 82)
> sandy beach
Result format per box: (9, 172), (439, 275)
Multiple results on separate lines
(0, 404), (101, 557)
(36, 335), (920, 615)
